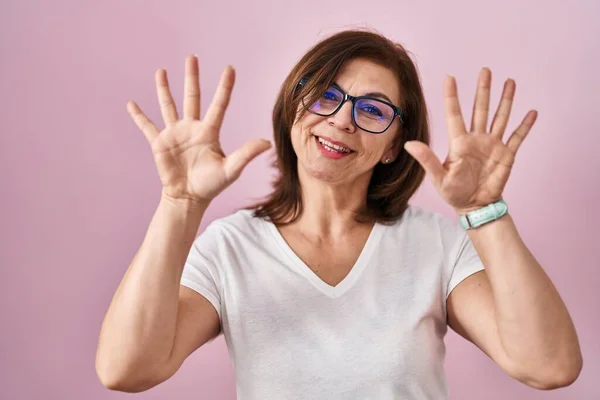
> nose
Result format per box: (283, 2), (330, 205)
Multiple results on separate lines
(326, 100), (356, 134)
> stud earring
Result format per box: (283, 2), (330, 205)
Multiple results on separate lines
(383, 157), (392, 164)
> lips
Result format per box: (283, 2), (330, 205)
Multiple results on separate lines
(312, 134), (354, 152)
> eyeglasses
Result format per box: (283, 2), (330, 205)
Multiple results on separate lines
(297, 77), (404, 134)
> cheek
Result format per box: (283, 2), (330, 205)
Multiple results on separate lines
(291, 114), (324, 142)
(289, 120), (311, 156)
(290, 121), (307, 146)
(360, 136), (389, 158)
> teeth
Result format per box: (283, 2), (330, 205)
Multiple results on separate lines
(317, 137), (351, 153)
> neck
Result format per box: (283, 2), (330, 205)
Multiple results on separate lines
(290, 164), (374, 238)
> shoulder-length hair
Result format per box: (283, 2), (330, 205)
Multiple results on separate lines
(250, 28), (430, 225)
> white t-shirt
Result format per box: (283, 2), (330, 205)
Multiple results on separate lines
(180, 205), (485, 399)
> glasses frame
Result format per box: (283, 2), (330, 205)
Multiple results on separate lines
(297, 77), (404, 134)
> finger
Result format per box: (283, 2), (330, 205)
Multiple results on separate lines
(183, 55), (201, 120)
(126, 101), (160, 143)
(490, 79), (516, 138)
(470, 68), (492, 133)
(155, 68), (179, 126)
(444, 75), (467, 139)
(224, 138), (272, 181)
(404, 141), (446, 189)
(203, 66), (235, 133)
(506, 110), (537, 154)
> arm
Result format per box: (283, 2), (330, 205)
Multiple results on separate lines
(96, 56), (271, 391)
(403, 69), (584, 390)
(447, 213), (582, 389)
(95, 195), (221, 392)
(95, 55), (270, 392)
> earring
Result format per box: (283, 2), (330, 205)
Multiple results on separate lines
(383, 157), (392, 164)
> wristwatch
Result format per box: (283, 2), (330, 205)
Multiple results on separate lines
(459, 199), (508, 230)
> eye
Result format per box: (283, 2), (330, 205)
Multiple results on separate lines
(322, 90), (340, 102)
(358, 103), (383, 117)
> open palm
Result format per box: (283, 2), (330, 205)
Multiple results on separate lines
(127, 55), (271, 204)
(404, 68), (538, 214)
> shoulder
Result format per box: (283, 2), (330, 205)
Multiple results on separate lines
(381, 204), (466, 256)
(200, 208), (267, 241)
(188, 208), (269, 263)
(392, 204), (462, 235)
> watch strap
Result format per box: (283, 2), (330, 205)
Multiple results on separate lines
(459, 200), (508, 230)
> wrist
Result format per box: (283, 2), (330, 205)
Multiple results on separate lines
(458, 199), (508, 230)
(454, 197), (504, 216)
(160, 190), (211, 214)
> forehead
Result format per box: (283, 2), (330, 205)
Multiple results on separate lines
(333, 58), (401, 105)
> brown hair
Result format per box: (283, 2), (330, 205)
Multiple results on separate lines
(250, 28), (430, 225)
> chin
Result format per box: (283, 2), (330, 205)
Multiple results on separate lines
(306, 165), (342, 183)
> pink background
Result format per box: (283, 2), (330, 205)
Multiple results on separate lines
(1, 0), (598, 399)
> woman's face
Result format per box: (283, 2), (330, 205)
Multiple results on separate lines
(290, 58), (402, 186)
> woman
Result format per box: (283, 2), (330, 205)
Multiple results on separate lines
(95, 29), (582, 398)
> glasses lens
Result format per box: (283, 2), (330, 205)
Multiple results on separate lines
(354, 98), (395, 133)
(303, 85), (343, 116)
(301, 83), (397, 133)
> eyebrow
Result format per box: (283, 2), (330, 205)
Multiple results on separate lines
(332, 82), (395, 104)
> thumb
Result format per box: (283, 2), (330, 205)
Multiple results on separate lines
(404, 141), (446, 188)
(225, 138), (272, 181)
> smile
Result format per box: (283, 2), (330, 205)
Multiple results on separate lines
(313, 135), (354, 159)
(318, 137), (352, 153)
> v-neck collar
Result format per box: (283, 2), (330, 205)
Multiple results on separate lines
(262, 218), (384, 299)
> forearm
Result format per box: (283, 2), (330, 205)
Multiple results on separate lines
(467, 213), (582, 380)
(96, 193), (208, 383)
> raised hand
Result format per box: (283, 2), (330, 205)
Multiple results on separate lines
(404, 68), (538, 214)
(127, 55), (272, 205)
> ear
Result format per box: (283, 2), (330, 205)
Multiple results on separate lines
(381, 130), (404, 163)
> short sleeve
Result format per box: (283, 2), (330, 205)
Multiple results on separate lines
(180, 222), (223, 320)
(446, 230), (485, 299)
